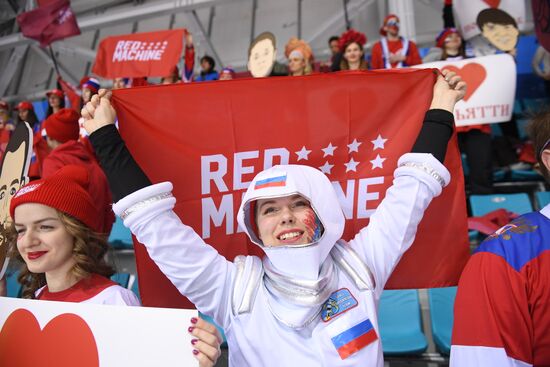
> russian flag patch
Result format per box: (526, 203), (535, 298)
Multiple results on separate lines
(254, 175), (287, 190)
(331, 318), (378, 359)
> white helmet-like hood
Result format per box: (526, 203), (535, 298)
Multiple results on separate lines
(237, 164), (345, 280)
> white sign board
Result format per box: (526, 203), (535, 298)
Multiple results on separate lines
(415, 54), (516, 127)
(0, 297), (198, 367)
(453, 0), (526, 40)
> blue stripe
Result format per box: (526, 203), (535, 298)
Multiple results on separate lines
(331, 319), (374, 349)
(475, 211), (550, 272)
(255, 175), (286, 186)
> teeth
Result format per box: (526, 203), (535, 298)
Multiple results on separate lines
(279, 232), (301, 241)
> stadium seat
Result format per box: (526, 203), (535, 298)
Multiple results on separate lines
(111, 273), (131, 288)
(510, 168), (542, 181)
(108, 216), (134, 250)
(536, 191), (550, 209)
(427, 287), (457, 356)
(6, 270), (22, 298)
(469, 193), (533, 217)
(378, 290), (428, 355)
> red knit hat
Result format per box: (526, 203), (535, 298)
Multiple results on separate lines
(10, 165), (102, 233)
(44, 108), (80, 143)
(380, 14), (400, 36)
(15, 101), (33, 111)
(436, 28), (460, 48)
(46, 89), (64, 99)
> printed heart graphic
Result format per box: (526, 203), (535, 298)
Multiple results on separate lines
(483, 0), (500, 8)
(0, 309), (99, 367)
(441, 63), (487, 102)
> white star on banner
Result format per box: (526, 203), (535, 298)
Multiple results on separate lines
(347, 138), (362, 153)
(371, 134), (388, 150)
(322, 142), (337, 157)
(344, 158), (359, 172)
(370, 154), (386, 169)
(319, 161), (334, 174)
(295, 146), (312, 161)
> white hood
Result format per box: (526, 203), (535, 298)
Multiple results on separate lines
(237, 164), (345, 280)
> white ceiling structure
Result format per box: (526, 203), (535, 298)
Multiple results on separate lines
(0, 0), (534, 103)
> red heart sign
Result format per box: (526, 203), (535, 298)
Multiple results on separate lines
(483, 0), (500, 8)
(441, 63), (487, 102)
(0, 309), (99, 367)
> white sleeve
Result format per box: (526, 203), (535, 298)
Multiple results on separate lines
(348, 153), (450, 292)
(450, 345), (532, 367)
(89, 285), (142, 306)
(112, 182), (235, 329)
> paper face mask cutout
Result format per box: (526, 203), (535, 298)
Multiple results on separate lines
(247, 32), (277, 78)
(477, 8), (519, 52)
(0, 122), (33, 279)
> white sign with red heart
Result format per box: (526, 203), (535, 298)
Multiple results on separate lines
(415, 54), (516, 127)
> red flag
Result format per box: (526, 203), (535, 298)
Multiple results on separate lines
(16, 0), (80, 47)
(57, 76), (80, 112)
(92, 29), (186, 79)
(112, 70), (470, 308)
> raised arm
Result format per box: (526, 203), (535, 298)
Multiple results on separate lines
(349, 70), (466, 291)
(81, 92), (235, 329)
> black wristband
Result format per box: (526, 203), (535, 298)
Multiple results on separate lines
(89, 125), (152, 202)
(411, 109), (455, 163)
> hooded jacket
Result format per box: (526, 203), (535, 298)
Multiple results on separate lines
(112, 151), (449, 366)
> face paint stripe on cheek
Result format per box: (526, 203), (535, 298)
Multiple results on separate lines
(301, 208), (318, 242)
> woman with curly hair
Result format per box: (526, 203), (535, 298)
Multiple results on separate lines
(8, 164), (223, 366)
(338, 29), (368, 71)
(285, 37), (314, 76)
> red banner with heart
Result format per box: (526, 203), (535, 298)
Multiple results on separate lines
(111, 69), (470, 309)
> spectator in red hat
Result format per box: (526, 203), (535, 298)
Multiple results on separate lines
(371, 14), (422, 69)
(42, 108), (115, 234)
(338, 28), (368, 71)
(45, 89), (65, 118)
(8, 164), (223, 365)
(81, 78), (100, 105)
(8, 164), (137, 303)
(15, 101), (40, 131)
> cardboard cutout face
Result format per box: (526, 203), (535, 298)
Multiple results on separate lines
(247, 32), (277, 78)
(477, 8), (519, 52)
(0, 122), (33, 279)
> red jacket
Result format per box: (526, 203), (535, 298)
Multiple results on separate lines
(371, 37), (422, 69)
(42, 140), (115, 234)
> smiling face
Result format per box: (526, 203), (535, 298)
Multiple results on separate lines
(248, 38), (276, 78)
(344, 42), (363, 65)
(444, 33), (462, 52)
(481, 22), (519, 51)
(0, 143), (26, 229)
(256, 194), (320, 247)
(48, 95), (61, 108)
(14, 203), (75, 277)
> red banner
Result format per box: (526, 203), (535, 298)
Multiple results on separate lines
(57, 76), (80, 112)
(112, 70), (470, 308)
(16, 0), (80, 47)
(92, 29), (186, 79)
(532, 0), (550, 53)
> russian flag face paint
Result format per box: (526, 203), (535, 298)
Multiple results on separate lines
(254, 175), (287, 190)
(331, 318), (378, 359)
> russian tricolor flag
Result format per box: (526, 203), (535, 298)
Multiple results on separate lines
(254, 175), (287, 190)
(331, 319), (378, 359)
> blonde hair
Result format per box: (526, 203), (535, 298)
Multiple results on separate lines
(8, 210), (114, 299)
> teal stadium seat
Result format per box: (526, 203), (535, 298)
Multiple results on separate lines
(6, 270), (22, 298)
(469, 193), (533, 217)
(427, 287), (457, 355)
(108, 216), (134, 250)
(378, 290), (428, 355)
(111, 273), (131, 288)
(536, 191), (550, 209)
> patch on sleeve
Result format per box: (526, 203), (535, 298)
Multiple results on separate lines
(321, 288), (358, 322)
(331, 318), (378, 359)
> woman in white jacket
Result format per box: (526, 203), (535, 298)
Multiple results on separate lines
(81, 70), (465, 366)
